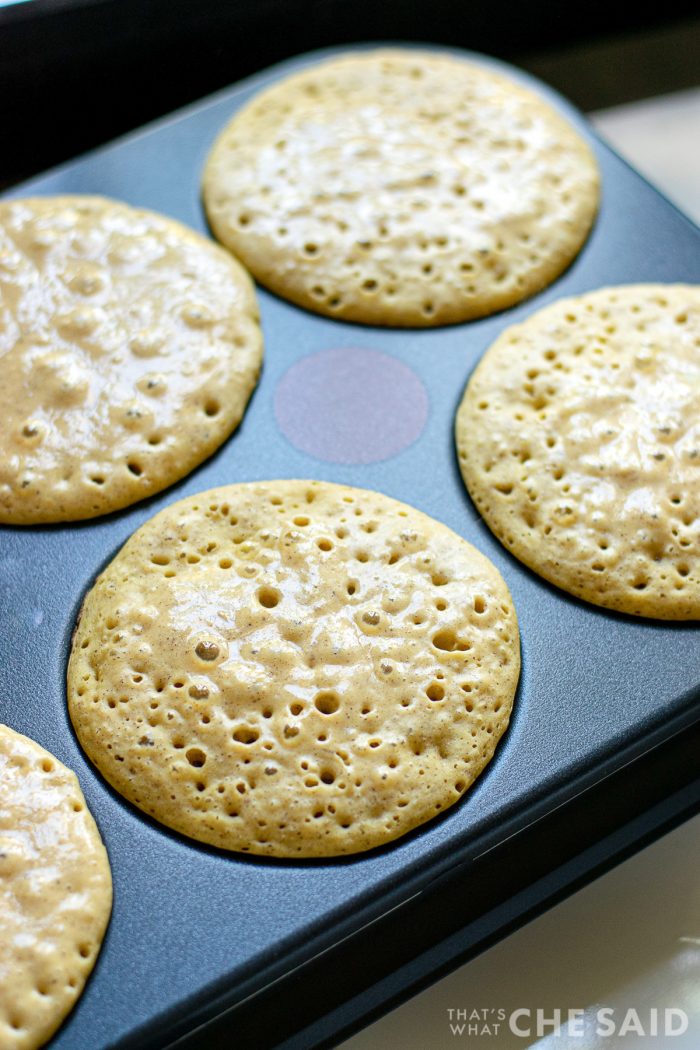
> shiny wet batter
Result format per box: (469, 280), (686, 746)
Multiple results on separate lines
(203, 48), (599, 326)
(0, 724), (112, 1049)
(0, 196), (263, 524)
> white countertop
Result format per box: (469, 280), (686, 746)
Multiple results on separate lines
(342, 814), (700, 1049)
(592, 88), (700, 226)
(340, 86), (700, 1050)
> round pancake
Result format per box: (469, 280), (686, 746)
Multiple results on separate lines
(202, 48), (599, 327)
(0, 724), (112, 1050)
(456, 284), (700, 619)
(67, 480), (520, 857)
(0, 196), (263, 525)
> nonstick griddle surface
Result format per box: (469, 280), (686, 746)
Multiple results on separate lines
(2, 45), (700, 1050)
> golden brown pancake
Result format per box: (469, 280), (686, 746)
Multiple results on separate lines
(68, 480), (520, 856)
(203, 49), (599, 326)
(456, 284), (700, 618)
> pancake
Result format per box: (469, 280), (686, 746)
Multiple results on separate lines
(0, 724), (112, 1049)
(202, 48), (599, 327)
(456, 284), (700, 618)
(0, 196), (263, 524)
(67, 480), (519, 857)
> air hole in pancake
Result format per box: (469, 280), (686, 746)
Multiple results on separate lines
(315, 692), (340, 715)
(257, 586), (281, 608)
(432, 629), (470, 652)
(233, 726), (259, 745)
(186, 748), (206, 767)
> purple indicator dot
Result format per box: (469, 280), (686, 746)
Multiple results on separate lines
(274, 347), (429, 465)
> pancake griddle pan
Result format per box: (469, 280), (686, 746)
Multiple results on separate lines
(1, 44), (699, 1050)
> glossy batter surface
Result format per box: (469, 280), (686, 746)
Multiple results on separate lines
(456, 285), (700, 618)
(0, 725), (112, 1050)
(203, 49), (599, 327)
(68, 481), (519, 857)
(0, 196), (263, 524)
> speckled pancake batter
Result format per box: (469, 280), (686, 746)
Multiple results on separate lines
(0, 196), (263, 524)
(202, 48), (599, 326)
(67, 480), (520, 857)
(0, 724), (112, 1050)
(456, 285), (700, 618)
